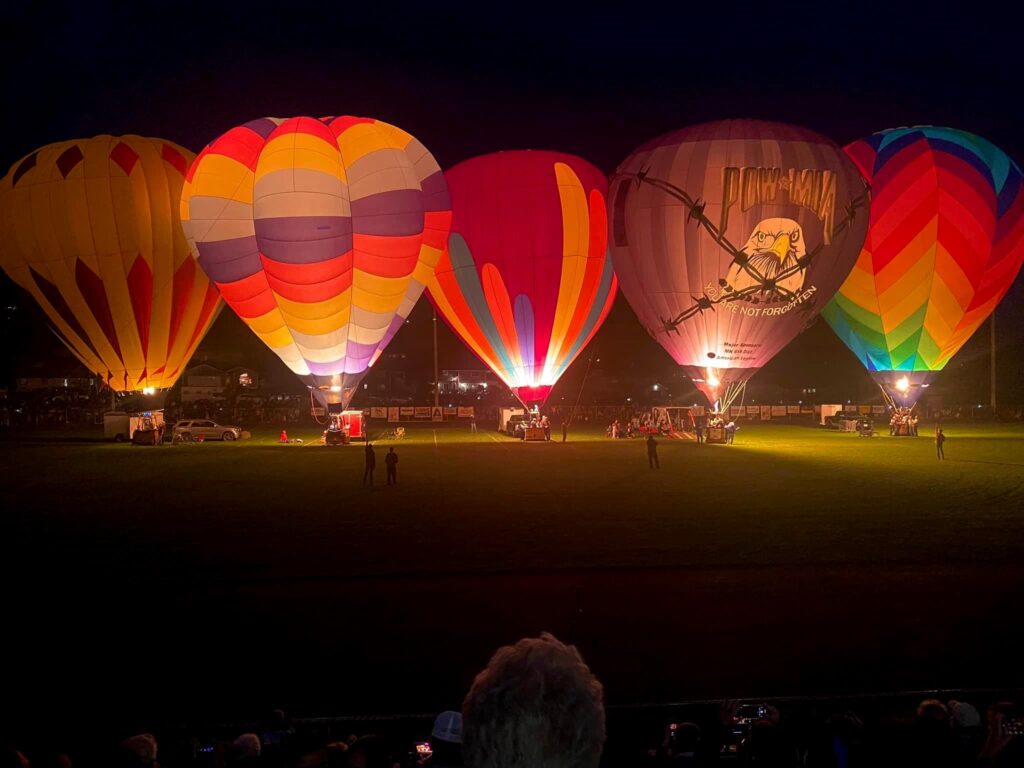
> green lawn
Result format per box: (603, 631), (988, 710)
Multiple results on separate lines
(2, 420), (1023, 725)
(7, 420), (1019, 575)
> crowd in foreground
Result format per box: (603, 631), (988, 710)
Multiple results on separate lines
(3, 634), (1023, 768)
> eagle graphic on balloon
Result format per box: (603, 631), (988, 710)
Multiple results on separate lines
(725, 217), (807, 300)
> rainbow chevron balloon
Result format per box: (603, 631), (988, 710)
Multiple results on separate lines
(823, 126), (1024, 406)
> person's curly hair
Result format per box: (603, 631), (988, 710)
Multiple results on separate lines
(462, 633), (605, 768)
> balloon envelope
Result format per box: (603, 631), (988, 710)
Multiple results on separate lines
(609, 120), (869, 406)
(182, 116), (450, 409)
(427, 150), (617, 408)
(0, 135), (220, 392)
(823, 126), (1024, 407)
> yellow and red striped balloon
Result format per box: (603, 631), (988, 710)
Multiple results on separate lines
(182, 116), (450, 408)
(0, 135), (221, 392)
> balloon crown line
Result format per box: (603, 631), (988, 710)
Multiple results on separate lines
(613, 168), (871, 337)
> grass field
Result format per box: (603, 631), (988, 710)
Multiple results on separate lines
(2, 420), (1023, 730)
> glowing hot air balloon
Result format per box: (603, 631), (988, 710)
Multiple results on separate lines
(610, 120), (870, 409)
(823, 126), (1024, 408)
(427, 151), (617, 408)
(182, 116), (450, 409)
(0, 136), (221, 392)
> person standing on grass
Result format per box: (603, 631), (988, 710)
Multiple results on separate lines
(936, 427), (946, 460)
(647, 434), (659, 469)
(470, 415), (477, 433)
(363, 442), (376, 485)
(694, 414), (704, 445)
(562, 419), (568, 443)
(385, 446), (399, 485)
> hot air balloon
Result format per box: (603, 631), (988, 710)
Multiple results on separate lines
(609, 120), (870, 409)
(823, 126), (1024, 408)
(181, 116), (450, 410)
(427, 151), (617, 409)
(0, 135), (221, 392)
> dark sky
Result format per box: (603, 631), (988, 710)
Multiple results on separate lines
(3, 1), (1022, 401)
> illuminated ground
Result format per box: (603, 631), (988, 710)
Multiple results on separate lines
(2, 420), (1023, 730)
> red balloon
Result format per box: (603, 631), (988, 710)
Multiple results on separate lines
(428, 151), (617, 408)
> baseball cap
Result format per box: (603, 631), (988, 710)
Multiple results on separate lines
(432, 711), (462, 744)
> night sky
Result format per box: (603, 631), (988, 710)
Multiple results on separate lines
(3, 2), (1022, 402)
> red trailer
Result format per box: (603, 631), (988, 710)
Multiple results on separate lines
(324, 410), (367, 445)
(341, 410), (366, 440)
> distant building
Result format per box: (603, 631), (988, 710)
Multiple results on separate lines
(361, 368), (417, 402)
(179, 363), (261, 402)
(16, 376), (95, 391)
(180, 363), (226, 402)
(439, 369), (497, 395)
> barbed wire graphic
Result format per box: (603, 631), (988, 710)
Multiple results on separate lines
(611, 169), (870, 336)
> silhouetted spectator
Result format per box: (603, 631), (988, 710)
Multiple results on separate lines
(978, 702), (1024, 767)
(260, 709), (295, 766)
(426, 711), (463, 768)
(659, 722), (706, 766)
(462, 632), (605, 768)
(363, 442), (376, 486)
(948, 700), (982, 764)
(742, 718), (792, 768)
(326, 742), (349, 768)
(385, 447), (398, 486)
(807, 711), (864, 768)
(904, 699), (955, 768)
(345, 736), (390, 768)
(117, 734), (158, 768)
(231, 734), (261, 767)
(647, 435), (659, 469)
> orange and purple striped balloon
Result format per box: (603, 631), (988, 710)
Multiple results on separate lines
(181, 116), (450, 408)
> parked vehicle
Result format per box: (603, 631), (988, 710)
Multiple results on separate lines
(173, 419), (242, 441)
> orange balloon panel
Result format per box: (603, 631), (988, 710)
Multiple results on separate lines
(0, 136), (221, 391)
